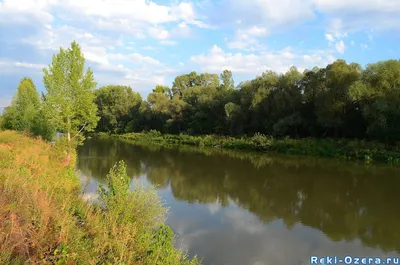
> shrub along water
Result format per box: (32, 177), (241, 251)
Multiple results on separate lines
(0, 131), (200, 265)
(104, 130), (400, 165)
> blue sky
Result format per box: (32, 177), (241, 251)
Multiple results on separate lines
(0, 0), (399, 109)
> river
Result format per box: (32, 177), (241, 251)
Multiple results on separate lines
(77, 137), (400, 265)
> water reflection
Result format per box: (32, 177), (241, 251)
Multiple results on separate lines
(77, 137), (400, 265)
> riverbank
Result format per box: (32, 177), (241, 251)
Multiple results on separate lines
(0, 131), (200, 264)
(100, 131), (400, 165)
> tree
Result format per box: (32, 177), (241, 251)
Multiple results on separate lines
(153, 85), (172, 98)
(167, 95), (187, 133)
(7, 77), (40, 132)
(95, 85), (142, 133)
(83, 57), (400, 142)
(0, 106), (17, 131)
(355, 60), (400, 142)
(224, 102), (242, 135)
(43, 41), (99, 153)
(271, 67), (304, 137)
(315, 60), (361, 137)
(147, 88), (171, 132)
(220, 69), (235, 91)
(171, 72), (201, 98)
(0, 77), (55, 141)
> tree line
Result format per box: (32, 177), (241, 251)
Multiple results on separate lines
(95, 60), (400, 143)
(1, 40), (400, 144)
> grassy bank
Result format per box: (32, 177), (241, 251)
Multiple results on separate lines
(0, 131), (200, 265)
(102, 131), (400, 165)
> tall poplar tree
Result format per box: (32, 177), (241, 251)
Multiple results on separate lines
(43, 41), (99, 153)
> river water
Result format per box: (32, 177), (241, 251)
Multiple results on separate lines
(76, 137), (400, 265)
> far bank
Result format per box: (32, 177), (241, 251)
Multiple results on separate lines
(97, 131), (400, 165)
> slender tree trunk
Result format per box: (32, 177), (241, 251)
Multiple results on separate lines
(67, 130), (71, 152)
(64, 118), (72, 167)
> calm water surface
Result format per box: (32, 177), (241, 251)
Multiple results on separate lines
(77, 137), (400, 265)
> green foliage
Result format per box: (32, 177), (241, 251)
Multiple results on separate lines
(43, 41), (99, 147)
(92, 58), (400, 145)
(95, 85), (142, 133)
(113, 132), (400, 165)
(0, 106), (17, 131)
(0, 77), (55, 141)
(220, 69), (234, 90)
(95, 160), (200, 264)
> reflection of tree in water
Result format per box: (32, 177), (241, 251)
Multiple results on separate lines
(77, 137), (144, 182)
(77, 138), (400, 252)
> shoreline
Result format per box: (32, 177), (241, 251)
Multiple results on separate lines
(96, 131), (400, 165)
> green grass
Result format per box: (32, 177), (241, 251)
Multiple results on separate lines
(101, 130), (400, 165)
(0, 130), (200, 265)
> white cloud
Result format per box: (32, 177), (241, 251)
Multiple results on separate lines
(203, 0), (315, 30)
(108, 53), (161, 66)
(326, 19), (349, 39)
(191, 45), (335, 75)
(0, 0), (207, 43)
(246, 26), (269, 37)
(227, 26), (269, 51)
(325, 33), (335, 42)
(227, 38), (265, 52)
(312, 0), (400, 14)
(314, 0), (400, 35)
(175, 22), (193, 38)
(83, 46), (110, 66)
(0, 0), (53, 25)
(5, 12), (173, 92)
(57, 0), (200, 25)
(201, 0), (400, 41)
(335, 40), (346, 54)
(21, 25), (118, 55)
(149, 27), (170, 40)
(172, 2), (196, 22)
(0, 60), (46, 72)
(14, 61), (47, 70)
(130, 53), (162, 66)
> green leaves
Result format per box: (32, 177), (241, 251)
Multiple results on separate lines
(0, 77), (55, 141)
(220, 69), (235, 91)
(86, 57), (400, 142)
(43, 41), (99, 145)
(95, 85), (142, 133)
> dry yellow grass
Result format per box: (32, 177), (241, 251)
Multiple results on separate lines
(0, 130), (200, 265)
(0, 131), (80, 264)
